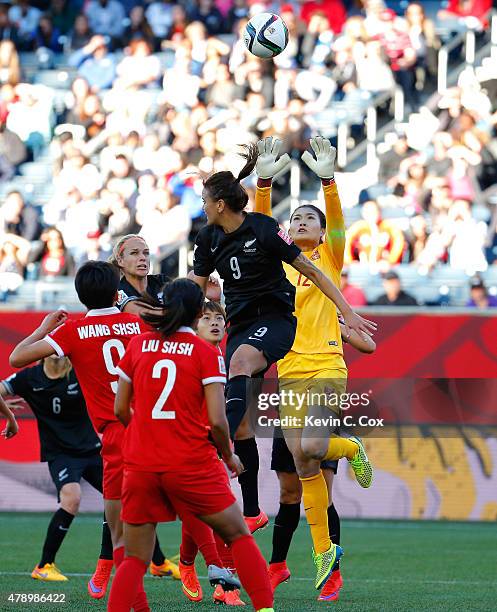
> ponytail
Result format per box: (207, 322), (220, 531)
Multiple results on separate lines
(141, 279), (204, 338)
(203, 143), (258, 213)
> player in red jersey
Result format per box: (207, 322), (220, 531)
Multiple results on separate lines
(178, 301), (246, 606)
(108, 279), (274, 612)
(9, 261), (166, 610)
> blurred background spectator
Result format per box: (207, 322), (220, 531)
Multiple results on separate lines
(0, 0), (495, 309)
(374, 271), (418, 306)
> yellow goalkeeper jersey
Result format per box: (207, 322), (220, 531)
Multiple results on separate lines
(255, 181), (346, 370)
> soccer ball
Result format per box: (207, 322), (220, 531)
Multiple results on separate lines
(243, 13), (289, 59)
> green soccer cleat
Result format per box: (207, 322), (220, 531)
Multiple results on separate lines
(348, 435), (373, 488)
(312, 544), (343, 590)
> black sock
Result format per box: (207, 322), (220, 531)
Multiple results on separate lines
(234, 437), (260, 517)
(151, 536), (166, 566)
(328, 503), (340, 568)
(39, 508), (75, 566)
(226, 375), (250, 438)
(99, 513), (113, 560)
(270, 502), (301, 564)
(328, 503), (340, 545)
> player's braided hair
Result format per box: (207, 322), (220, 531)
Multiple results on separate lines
(141, 279), (204, 338)
(203, 143), (258, 213)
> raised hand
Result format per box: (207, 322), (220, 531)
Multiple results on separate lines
(256, 137), (292, 179)
(39, 310), (68, 334)
(301, 136), (336, 179)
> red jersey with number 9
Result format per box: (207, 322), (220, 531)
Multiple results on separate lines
(116, 326), (227, 472)
(44, 307), (145, 433)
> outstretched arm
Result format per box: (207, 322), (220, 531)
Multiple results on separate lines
(9, 311), (67, 368)
(301, 136), (345, 269)
(290, 253), (376, 337)
(254, 137), (291, 216)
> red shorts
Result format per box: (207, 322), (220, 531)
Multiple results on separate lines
(101, 421), (125, 500)
(121, 459), (236, 525)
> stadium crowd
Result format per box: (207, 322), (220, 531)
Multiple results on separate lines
(0, 0), (496, 305)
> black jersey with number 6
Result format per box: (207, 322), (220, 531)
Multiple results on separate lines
(194, 213), (301, 321)
(2, 365), (101, 462)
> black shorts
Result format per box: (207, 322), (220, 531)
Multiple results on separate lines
(225, 314), (297, 373)
(48, 452), (103, 501)
(270, 427), (338, 474)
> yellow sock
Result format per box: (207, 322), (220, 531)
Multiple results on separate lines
(324, 436), (358, 461)
(300, 471), (330, 554)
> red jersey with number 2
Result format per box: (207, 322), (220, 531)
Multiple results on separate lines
(44, 307), (145, 433)
(116, 326), (227, 472)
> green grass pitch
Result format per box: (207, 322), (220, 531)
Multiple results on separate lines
(0, 514), (495, 611)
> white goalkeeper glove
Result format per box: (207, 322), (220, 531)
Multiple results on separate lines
(256, 137), (292, 179)
(301, 136), (336, 179)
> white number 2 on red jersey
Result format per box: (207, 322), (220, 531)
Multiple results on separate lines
(151, 359), (176, 420)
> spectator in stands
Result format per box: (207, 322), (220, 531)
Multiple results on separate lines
(30, 226), (74, 278)
(0, 111), (27, 169)
(377, 9), (419, 112)
(438, 0), (492, 31)
(466, 276), (497, 308)
(355, 38), (394, 94)
(147, 0), (175, 44)
(345, 200), (406, 266)
(64, 77), (91, 124)
(405, 214), (429, 263)
(446, 199), (487, 272)
(378, 135), (411, 185)
(98, 190), (138, 241)
(0, 5), (19, 45)
(48, 0), (78, 37)
(105, 153), (137, 200)
(0, 233), (30, 297)
(162, 45), (201, 109)
(190, 0), (225, 36)
(115, 38), (161, 90)
(1, 191), (42, 242)
(300, 0), (347, 34)
(227, 0), (249, 32)
(8, 0), (41, 50)
(340, 269), (367, 306)
(165, 4), (189, 43)
(373, 270), (418, 306)
(84, 0), (126, 43)
(67, 13), (93, 52)
(34, 15), (63, 54)
(404, 2), (440, 84)
(122, 6), (155, 48)
(136, 187), (191, 265)
(0, 40), (20, 85)
(69, 35), (117, 92)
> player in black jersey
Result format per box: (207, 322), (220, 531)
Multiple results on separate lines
(0, 355), (114, 588)
(191, 144), (376, 527)
(111, 234), (221, 314)
(109, 234), (171, 314)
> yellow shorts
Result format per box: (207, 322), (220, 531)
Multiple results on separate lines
(277, 352), (348, 429)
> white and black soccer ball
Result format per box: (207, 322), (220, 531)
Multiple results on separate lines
(243, 13), (289, 59)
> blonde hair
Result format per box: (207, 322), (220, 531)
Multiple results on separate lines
(108, 234), (147, 271)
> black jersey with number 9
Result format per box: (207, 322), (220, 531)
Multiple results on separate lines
(194, 213), (301, 321)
